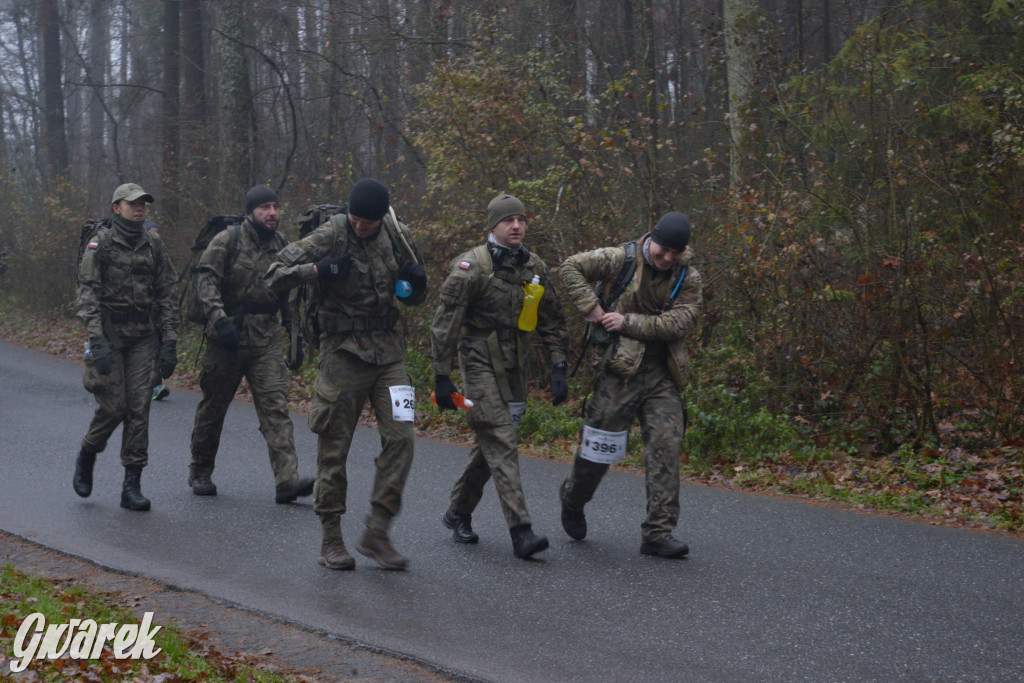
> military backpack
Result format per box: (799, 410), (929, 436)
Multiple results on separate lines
(177, 214), (246, 325)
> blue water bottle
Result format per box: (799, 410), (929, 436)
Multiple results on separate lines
(395, 280), (413, 298)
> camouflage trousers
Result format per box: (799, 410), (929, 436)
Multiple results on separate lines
(189, 339), (299, 486)
(81, 333), (158, 467)
(309, 347), (414, 535)
(560, 359), (685, 541)
(449, 361), (531, 529)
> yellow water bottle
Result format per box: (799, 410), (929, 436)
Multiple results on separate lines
(518, 274), (543, 331)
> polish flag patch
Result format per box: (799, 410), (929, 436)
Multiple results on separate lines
(87, 239), (99, 249)
(458, 261), (471, 270)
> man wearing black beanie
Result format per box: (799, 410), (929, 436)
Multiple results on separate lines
(266, 178), (427, 571)
(188, 185), (315, 505)
(556, 211), (703, 559)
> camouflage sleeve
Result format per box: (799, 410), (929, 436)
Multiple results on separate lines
(195, 230), (231, 327)
(397, 222), (427, 307)
(430, 258), (480, 376)
(264, 222), (337, 292)
(152, 235), (180, 342)
(621, 267), (703, 342)
(75, 243), (105, 341)
(557, 246), (627, 317)
(534, 260), (569, 366)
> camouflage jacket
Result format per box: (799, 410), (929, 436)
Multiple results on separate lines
(76, 217), (179, 344)
(559, 234), (702, 390)
(431, 244), (569, 387)
(196, 218), (289, 348)
(265, 213), (426, 365)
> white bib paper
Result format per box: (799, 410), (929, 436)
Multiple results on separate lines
(579, 425), (629, 464)
(507, 401), (527, 428)
(388, 385), (416, 422)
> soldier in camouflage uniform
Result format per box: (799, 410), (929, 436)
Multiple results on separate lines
(431, 193), (570, 559)
(188, 185), (314, 504)
(265, 179), (427, 571)
(558, 212), (702, 558)
(73, 183), (179, 511)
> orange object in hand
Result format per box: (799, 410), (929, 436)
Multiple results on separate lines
(430, 390), (474, 410)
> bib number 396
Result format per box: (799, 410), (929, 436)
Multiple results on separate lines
(579, 425), (628, 465)
(388, 385), (415, 422)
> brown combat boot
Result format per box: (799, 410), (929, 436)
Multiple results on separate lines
(355, 528), (409, 570)
(318, 537), (355, 570)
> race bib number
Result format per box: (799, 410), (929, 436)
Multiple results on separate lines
(507, 401), (526, 428)
(579, 425), (629, 464)
(389, 385), (415, 422)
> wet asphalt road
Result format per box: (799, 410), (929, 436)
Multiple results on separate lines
(1, 341), (1023, 682)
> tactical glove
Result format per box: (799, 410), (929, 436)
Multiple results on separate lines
(159, 340), (178, 379)
(550, 362), (569, 406)
(434, 374), (459, 411)
(315, 253), (352, 282)
(214, 317), (241, 352)
(90, 338), (114, 376)
(398, 261), (427, 294)
(287, 339), (304, 371)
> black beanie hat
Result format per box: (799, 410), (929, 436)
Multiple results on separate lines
(245, 185), (279, 214)
(650, 212), (691, 252)
(348, 179), (390, 221)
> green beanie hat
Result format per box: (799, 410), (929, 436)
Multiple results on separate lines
(487, 193), (526, 231)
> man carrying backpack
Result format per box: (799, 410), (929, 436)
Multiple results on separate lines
(187, 185), (314, 504)
(265, 179), (427, 571)
(557, 212), (702, 558)
(430, 193), (569, 559)
(73, 183), (179, 511)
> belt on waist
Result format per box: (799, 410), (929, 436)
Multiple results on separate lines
(227, 302), (280, 316)
(102, 309), (151, 323)
(320, 308), (400, 333)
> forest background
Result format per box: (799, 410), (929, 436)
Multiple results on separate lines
(0, 0), (1021, 532)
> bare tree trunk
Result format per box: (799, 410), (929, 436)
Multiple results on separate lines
(181, 0), (207, 210)
(87, 0), (110, 203)
(724, 0), (758, 186)
(162, 0), (181, 227)
(39, 0), (68, 183)
(216, 0), (252, 198)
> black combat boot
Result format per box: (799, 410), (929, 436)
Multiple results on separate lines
(120, 466), (151, 511)
(640, 534), (689, 558)
(560, 499), (587, 540)
(510, 524), (549, 559)
(188, 475), (217, 496)
(442, 508), (479, 544)
(73, 447), (97, 498)
(275, 476), (315, 504)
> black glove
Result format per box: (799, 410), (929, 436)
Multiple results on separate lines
(90, 338), (114, 376)
(214, 317), (241, 352)
(287, 339), (304, 371)
(315, 253), (352, 282)
(398, 261), (427, 294)
(434, 374), (459, 411)
(159, 340), (178, 379)
(551, 362), (568, 406)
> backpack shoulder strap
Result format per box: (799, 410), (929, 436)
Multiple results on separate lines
(600, 241), (638, 307)
(471, 244), (493, 279)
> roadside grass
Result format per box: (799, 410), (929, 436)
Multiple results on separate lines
(0, 564), (306, 682)
(1, 298), (1021, 534)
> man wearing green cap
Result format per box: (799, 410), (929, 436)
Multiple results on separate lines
(266, 178), (427, 571)
(557, 212), (702, 558)
(72, 183), (179, 511)
(187, 185), (315, 504)
(430, 192), (569, 559)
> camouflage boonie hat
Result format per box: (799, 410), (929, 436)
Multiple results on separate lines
(111, 183), (154, 205)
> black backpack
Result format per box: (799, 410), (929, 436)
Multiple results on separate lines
(178, 215), (246, 325)
(76, 218), (112, 271)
